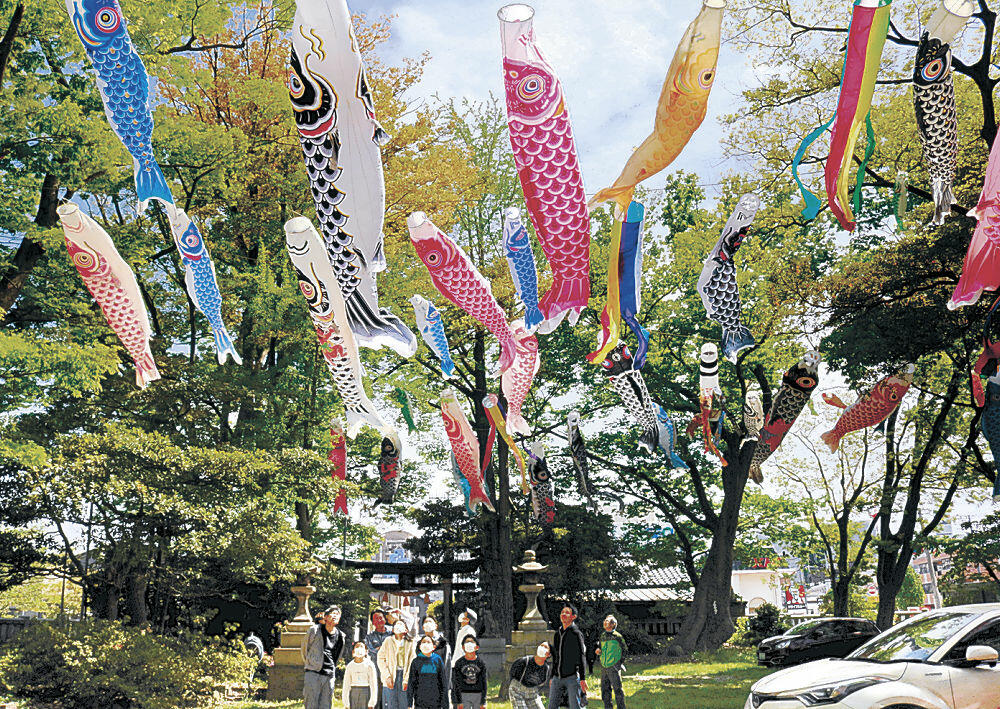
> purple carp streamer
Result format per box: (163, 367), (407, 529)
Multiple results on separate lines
(289, 0), (416, 357)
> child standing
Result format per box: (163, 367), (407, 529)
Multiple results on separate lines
(407, 636), (448, 709)
(451, 634), (487, 709)
(595, 615), (628, 709)
(342, 642), (378, 709)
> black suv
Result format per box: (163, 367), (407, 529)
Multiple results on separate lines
(756, 617), (880, 667)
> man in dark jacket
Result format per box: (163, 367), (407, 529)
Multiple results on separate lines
(547, 604), (587, 709)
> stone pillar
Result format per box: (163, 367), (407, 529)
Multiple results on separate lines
(267, 584), (315, 701)
(500, 551), (552, 700)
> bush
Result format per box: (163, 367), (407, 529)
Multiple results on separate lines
(733, 603), (789, 647)
(0, 619), (255, 708)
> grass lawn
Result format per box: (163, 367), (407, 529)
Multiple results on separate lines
(223, 648), (770, 709)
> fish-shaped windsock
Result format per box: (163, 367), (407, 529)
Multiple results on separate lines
(949, 125), (1000, 308)
(697, 194), (760, 363)
(499, 5), (591, 332)
(743, 390), (764, 445)
(972, 297), (1000, 408)
(566, 411), (595, 501)
(981, 375), (1000, 502)
(58, 204), (160, 388)
(913, 34), (959, 225)
(393, 387), (418, 433)
(166, 207), (241, 365)
(483, 394), (528, 494)
(288, 2), (415, 357)
(588, 0), (723, 215)
(749, 351), (821, 483)
(408, 212), (517, 372)
(66, 0), (173, 210)
(699, 342), (720, 394)
(501, 321), (539, 436)
(528, 441), (555, 525)
(285, 217), (394, 439)
(503, 208), (544, 333)
(375, 434), (402, 505)
(792, 0), (892, 231)
(410, 295), (456, 379)
(329, 423), (348, 515)
(600, 343), (658, 454)
(590, 202), (648, 367)
(821, 365), (914, 453)
(654, 404), (688, 472)
(450, 452), (475, 516)
(440, 389), (496, 514)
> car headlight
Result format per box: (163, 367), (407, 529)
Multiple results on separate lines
(776, 639), (791, 649)
(795, 677), (889, 706)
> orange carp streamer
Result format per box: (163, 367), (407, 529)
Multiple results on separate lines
(588, 0), (724, 215)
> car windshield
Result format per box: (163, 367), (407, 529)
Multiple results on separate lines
(849, 611), (981, 662)
(784, 620), (825, 636)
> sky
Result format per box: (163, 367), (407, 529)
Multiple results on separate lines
(356, 0), (751, 199)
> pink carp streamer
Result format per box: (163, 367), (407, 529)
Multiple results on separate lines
(441, 389), (496, 514)
(408, 212), (517, 372)
(501, 321), (540, 435)
(329, 423), (348, 515)
(792, 0), (892, 231)
(950, 131), (1000, 309)
(58, 204), (160, 388)
(499, 4), (591, 333)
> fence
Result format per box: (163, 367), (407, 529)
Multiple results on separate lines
(0, 617), (32, 643)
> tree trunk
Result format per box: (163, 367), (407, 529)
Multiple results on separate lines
(876, 553), (910, 630)
(832, 577), (850, 618)
(471, 327), (514, 639)
(0, 3), (24, 87)
(0, 174), (58, 317)
(124, 572), (149, 625)
(668, 440), (750, 654)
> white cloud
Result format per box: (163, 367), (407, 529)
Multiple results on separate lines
(361, 0), (751, 197)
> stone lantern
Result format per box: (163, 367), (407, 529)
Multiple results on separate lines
(501, 550), (552, 699)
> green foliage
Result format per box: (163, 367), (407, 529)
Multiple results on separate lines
(819, 586), (878, 622)
(896, 567), (924, 611)
(0, 619), (255, 708)
(738, 604), (787, 646)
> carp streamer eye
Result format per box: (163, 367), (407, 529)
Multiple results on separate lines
(299, 281), (315, 300)
(517, 75), (545, 102)
(288, 72), (304, 98)
(95, 7), (121, 32)
(699, 68), (716, 89)
(796, 376), (816, 389)
(73, 250), (97, 270)
(921, 58), (945, 82)
(425, 250), (442, 266)
(183, 229), (201, 249)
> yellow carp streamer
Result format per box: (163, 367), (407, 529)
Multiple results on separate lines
(587, 216), (623, 365)
(588, 0), (724, 215)
(483, 394), (528, 494)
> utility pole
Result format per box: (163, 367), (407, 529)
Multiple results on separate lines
(924, 547), (943, 608)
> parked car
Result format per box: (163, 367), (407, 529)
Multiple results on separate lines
(757, 617), (880, 666)
(746, 603), (1000, 708)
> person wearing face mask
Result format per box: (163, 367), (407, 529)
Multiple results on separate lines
(547, 605), (587, 709)
(377, 619), (415, 709)
(406, 635), (448, 709)
(452, 609), (477, 667)
(415, 616), (451, 703)
(302, 605), (346, 709)
(451, 634), (487, 709)
(508, 642), (552, 709)
(342, 641), (379, 709)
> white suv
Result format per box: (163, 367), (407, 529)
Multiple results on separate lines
(745, 604), (1000, 708)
